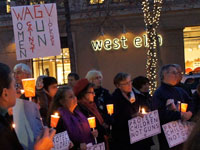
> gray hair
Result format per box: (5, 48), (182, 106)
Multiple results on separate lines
(113, 72), (131, 86)
(159, 64), (176, 81)
(13, 63), (32, 75)
(85, 69), (103, 82)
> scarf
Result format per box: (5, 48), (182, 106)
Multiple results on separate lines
(79, 99), (104, 125)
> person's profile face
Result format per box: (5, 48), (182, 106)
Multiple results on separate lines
(7, 76), (17, 108)
(68, 76), (77, 88)
(48, 83), (58, 98)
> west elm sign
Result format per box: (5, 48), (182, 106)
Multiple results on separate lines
(91, 34), (163, 51)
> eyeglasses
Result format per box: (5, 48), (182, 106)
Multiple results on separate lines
(168, 71), (178, 75)
(120, 80), (132, 86)
(87, 91), (95, 95)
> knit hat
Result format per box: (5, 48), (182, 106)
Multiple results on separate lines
(73, 78), (89, 96)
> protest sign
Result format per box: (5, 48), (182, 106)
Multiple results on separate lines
(13, 98), (43, 150)
(11, 3), (61, 60)
(87, 142), (105, 150)
(162, 120), (195, 148)
(52, 131), (70, 150)
(128, 110), (161, 144)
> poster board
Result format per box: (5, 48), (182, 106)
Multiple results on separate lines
(162, 120), (195, 148)
(11, 3), (61, 60)
(128, 110), (161, 144)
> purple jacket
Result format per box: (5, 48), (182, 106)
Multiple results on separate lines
(56, 107), (94, 148)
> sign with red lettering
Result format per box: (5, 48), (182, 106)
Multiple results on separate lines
(162, 120), (195, 148)
(128, 110), (161, 144)
(11, 3), (61, 60)
(52, 131), (71, 150)
(87, 142), (105, 150)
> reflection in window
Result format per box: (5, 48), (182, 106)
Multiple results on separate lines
(33, 48), (71, 85)
(184, 26), (200, 74)
(7, 0), (11, 13)
(90, 0), (104, 4)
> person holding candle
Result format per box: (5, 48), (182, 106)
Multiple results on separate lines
(13, 63), (32, 98)
(152, 64), (194, 150)
(48, 86), (97, 150)
(73, 78), (109, 148)
(86, 70), (113, 131)
(111, 72), (152, 150)
(132, 76), (152, 111)
(0, 62), (56, 150)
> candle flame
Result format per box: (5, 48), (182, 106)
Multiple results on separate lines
(12, 123), (16, 128)
(54, 112), (59, 116)
(141, 108), (147, 114)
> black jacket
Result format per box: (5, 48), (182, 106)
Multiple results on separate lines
(0, 114), (23, 150)
(111, 88), (153, 150)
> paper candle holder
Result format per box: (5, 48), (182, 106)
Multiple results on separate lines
(51, 112), (60, 128)
(106, 104), (114, 115)
(22, 78), (36, 98)
(181, 103), (188, 112)
(88, 117), (96, 129)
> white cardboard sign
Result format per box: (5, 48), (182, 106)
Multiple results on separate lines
(52, 131), (71, 150)
(87, 142), (105, 150)
(162, 120), (195, 148)
(128, 110), (161, 144)
(11, 3), (61, 60)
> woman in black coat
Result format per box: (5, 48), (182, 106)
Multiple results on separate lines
(111, 73), (153, 150)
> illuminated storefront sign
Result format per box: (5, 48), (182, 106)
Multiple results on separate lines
(91, 34), (163, 51)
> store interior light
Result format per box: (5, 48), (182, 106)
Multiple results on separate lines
(198, 44), (200, 49)
(188, 48), (193, 52)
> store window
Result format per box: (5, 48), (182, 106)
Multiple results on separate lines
(89, 0), (104, 5)
(184, 26), (200, 74)
(33, 48), (71, 85)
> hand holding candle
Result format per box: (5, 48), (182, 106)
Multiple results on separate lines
(87, 117), (97, 144)
(106, 104), (114, 115)
(181, 103), (188, 112)
(51, 112), (60, 128)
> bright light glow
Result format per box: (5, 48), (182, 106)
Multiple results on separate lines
(188, 48), (193, 52)
(142, 0), (163, 95)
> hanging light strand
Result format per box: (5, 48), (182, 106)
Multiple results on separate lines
(142, 0), (163, 95)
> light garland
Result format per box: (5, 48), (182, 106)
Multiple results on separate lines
(142, 0), (163, 95)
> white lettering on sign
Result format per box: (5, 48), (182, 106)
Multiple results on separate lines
(162, 120), (195, 148)
(87, 142), (105, 150)
(128, 110), (161, 144)
(91, 34), (163, 51)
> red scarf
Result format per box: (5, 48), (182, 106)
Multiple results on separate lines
(79, 99), (104, 125)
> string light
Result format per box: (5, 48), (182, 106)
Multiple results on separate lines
(142, 0), (163, 95)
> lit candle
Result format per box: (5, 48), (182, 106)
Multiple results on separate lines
(20, 89), (25, 94)
(12, 123), (16, 129)
(181, 103), (188, 112)
(87, 117), (97, 144)
(87, 117), (96, 129)
(141, 108), (147, 114)
(51, 112), (60, 128)
(22, 78), (36, 100)
(106, 104), (114, 115)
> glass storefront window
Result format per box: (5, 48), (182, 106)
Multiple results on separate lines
(90, 0), (104, 5)
(33, 48), (71, 85)
(184, 26), (200, 74)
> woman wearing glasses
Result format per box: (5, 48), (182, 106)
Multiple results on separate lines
(74, 78), (109, 149)
(111, 72), (152, 150)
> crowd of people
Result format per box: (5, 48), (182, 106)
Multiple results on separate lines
(0, 62), (200, 150)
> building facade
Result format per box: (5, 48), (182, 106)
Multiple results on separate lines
(0, 0), (200, 91)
